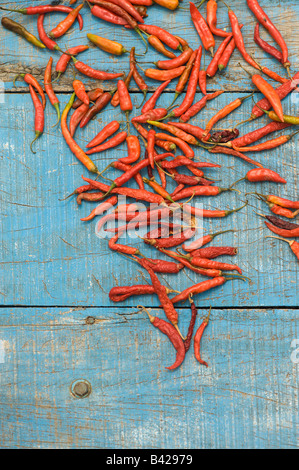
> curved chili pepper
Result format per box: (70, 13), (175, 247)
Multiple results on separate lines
(171, 278), (226, 304)
(91, 5), (128, 25)
(254, 23), (283, 64)
(147, 35), (177, 58)
(138, 24), (181, 50)
(37, 14), (61, 51)
(262, 215), (299, 231)
(133, 108), (168, 124)
(49, 3), (83, 38)
(137, 258), (184, 274)
(77, 192), (105, 205)
(156, 48), (193, 70)
(112, 70), (134, 108)
(73, 80), (89, 106)
(147, 121), (200, 146)
(86, 131), (127, 154)
(117, 79), (133, 123)
(72, 56), (123, 80)
(182, 201), (247, 219)
(86, 121), (120, 149)
(109, 232), (143, 256)
(183, 229), (235, 252)
(168, 122), (206, 140)
(231, 168), (286, 186)
(266, 236), (299, 262)
(198, 69), (207, 95)
(147, 130), (156, 169)
(144, 309), (185, 370)
(2, 5), (84, 29)
(190, 246), (238, 259)
(184, 299), (198, 352)
(209, 145), (263, 168)
(14, 73), (46, 110)
(265, 222), (299, 238)
(44, 57), (60, 127)
(159, 248), (223, 278)
(73, 88), (103, 109)
(232, 131), (299, 153)
(119, 135), (141, 165)
(207, 0), (231, 37)
(184, 255), (242, 274)
(267, 204), (299, 219)
(143, 177), (175, 203)
(231, 122), (291, 148)
(80, 91), (113, 128)
(190, 2), (215, 55)
(1, 16), (46, 49)
(61, 93), (98, 174)
(69, 103), (89, 137)
(29, 84), (44, 154)
(109, 285), (170, 302)
(141, 80), (170, 113)
(160, 156), (219, 169)
(247, 0), (290, 68)
(206, 34), (233, 77)
(254, 193), (299, 210)
(218, 29), (242, 71)
(132, 122), (176, 152)
(172, 186), (232, 201)
(56, 45), (89, 80)
(87, 33), (127, 55)
(144, 66), (186, 81)
(155, 133), (195, 158)
(130, 47), (148, 106)
(194, 309), (211, 367)
(110, 160), (144, 190)
(94, 0), (145, 23)
(180, 90), (223, 123)
(169, 50), (197, 106)
(144, 228), (196, 249)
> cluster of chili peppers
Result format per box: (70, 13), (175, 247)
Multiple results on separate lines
(3, 0), (298, 371)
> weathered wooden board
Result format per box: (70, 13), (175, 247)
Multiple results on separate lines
(0, 307), (298, 449)
(1, 92), (298, 307)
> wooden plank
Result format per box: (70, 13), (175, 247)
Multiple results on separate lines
(0, 306), (298, 449)
(0, 0), (297, 91)
(1, 92), (298, 307)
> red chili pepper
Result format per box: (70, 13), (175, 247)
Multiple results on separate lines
(160, 156), (219, 169)
(80, 196), (118, 221)
(141, 80), (171, 114)
(190, 246), (238, 259)
(96, 0), (145, 23)
(254, 193), (299, 210)
(183, 229), (234, 252)
(172, 185), (231, 202)
(231, 168), (286, 186)
(37, 14), (61, 51)
(265, 222), (299, 238)
(61, 93), (98, 174)
(254, 23), (283, 64)
(14, 73), (46, 109)
(109, 284), (173, 302)
(247, 0), (290, 68)
(138, 24), (181, 50)
(135, 257), (184, 274)
(80, 92), (113, 128)
(156, 48), (193, 70)
(182, 201), (247, 219)
(171, 278), (226, 304)
(144, 228), (196, 249)
(145, 66), (186, 81)
(132, 122), (176, 153)
(167, 122), (206, 140)
(170, 50), (197, 106)
(73, 80), (89, 106)
(190, 2), (215, 55)
(144, 309), (185, 370)
(143, 177), (175, 203)
(184, 299), (198, 352)
(198, 69), (207, 94)
(218, 26), (243, 71)
(29, 84), (44, 154)
(147, 34), (177, 58)
(209, 145), (263, 168)
(60, 184), (94, 201)
(180, 90), (223, 123)
(73, 89), (103, 109)
(184, 254), (242, 274)
(155, 133), (195, 158)
(112, 69), (133, 108)
(159, 248), (223, 278)
(267, 204), (299, 219)
(194, 309), (211, 367)
(55, 45), (89, 79)
(108, 232), (143, 256)
(91, 5), (128, 25)
(206, 0), (230, 37)
(72, 56), (123, 80)
(262, 214), (299, 231)
(130, 47), (149, 106)
(147, 121), (201, 146)
(110, 160), (144, 190)
(49, 3), (84, 38)
(77, 192), (105, 205)
(266, 236), (299, 262)
(231, 122), (291, 148)
(130, 0), (152, 4)
(147, 130), (156, 169)
(232, 130), (299, 153)
(44, 57), (60, 126)
(206, 34), (233, 77)
(3, 5), (84, 29)
(119, 135), (141, 165)
(86, 121), (120, 149)
(69, 103), (89, 137)
(86, 131), (127, 154)
(133, 108), (168, 124)
(117, 79), (133, 125)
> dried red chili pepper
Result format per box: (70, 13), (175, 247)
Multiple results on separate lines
(119, 135), (141, 165)
(262, 215), (299, 231)
(86, 131), (127, 154)
(98, 0), (145, 23)
(144, 228), (196, 250)
(141, 80), (171, 114)
(73, 90), (103, 110)
(144, 66), (186, 81)
(206, 0), (231, 37)
(232, 130), (299, 153)
(190, 246), (238, 259)
(147, 121), (201, 146)
(210, 129), (239, 143)
(130, 47), (149, 107)
(138, 24), (182, 50)
(61, 93), (99, 174)
(184, 298), (198, 352)
(206, 34), (233, 77)
(180, 90), (223, 123)
(265, 236), (299, 262)
(142, 308), (185, 370)
(252, 193), (299, 210)
(86, 121), (120, 149)
(133, 108), (168, 124)
(73, 80), (89, 106)
(168, 122), (206, 141)
(169, 50), (197, 106)
(198, 68), (207, 94)
(254, 23), (283, 64)
(44, 57), (60, 127)
(160, 248), (223, 278)
(69, 103), (89, 137)
(266, 204), (299, 219)
(14, 73), (46, 109)
(77, 193), (105, 205)
(247, 0), (290, 69)
(117, 79), (133, 124)
(155, 133), (195, 158)
(183, 229), (235, 252)
(152, 0), (179, 9)
(80, 196), (117, 219)
(172, 185), (233, 202)
(160, 156), (219, 169)
(80, 91), (113, 128)
(230, 122), (291, 148)
(143, 177), (176, 203)
(171, 278), (226, 304)
(49, 3), (83, 38)
(132, 122), (176, 152)
(190, 2), (215, 55)
(182, 253), (242, 274)
(55, 45), (89, 80)
(29, 84), (44, 154)
(182, 201), (247, 219)
(155, 48), (193, 70)
(91, 5), (128, 25)
(265, 222), (299, 238)
(37, 14), (61, 51)
(218, 26), (243, 71)
(109, 284), (175, 302)
(1, 16), (46, 49)
(231, 168), (286, 187)
(72, 56), (123, 80)
(147, 129), (156, 169)
(112, 70), (134, 108)
(134, 256), (184, 274)
(209, 145), (263, 168)
(194, 309), (211, 367)
(109, 232), (143, 256)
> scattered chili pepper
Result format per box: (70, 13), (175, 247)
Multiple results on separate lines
(147, 129), (156, 169)
(135, 256), (184, 274)
(183, 229), (235, 252)
(190, 246), (238, 259)
(1, 17), (46, 49)
(144, 65), (186, 81)
(130, 47), (149, 107)
(109, 284), (174, 302)
(207, 0), (231, 37)
(171, 278), (226, 304)
(168, 122), (206, 141)
(231, 168), (286, 187)
(86, 131), (127, 154)
(169, 50), (197, 106)
(69, 103), (89, 137)
(29, 84), (44, 154)
(172, 185), (233, 202)
(194, 308), (211, 367)
(206, 34), (233, 77)
(182, 253), (242, 274)
(132, 122), (176, 152)
(80, 91), (113, 128)
(44, 57), (60, 127)
(147, 34), (177, 58)
(232, 130), (299, 153)
(99, 0), (145, 23)
(86, 121), (120, 149)
(91, 4), (128, 25)
(231, 122), (291, 148)
(61, 93), (99, 174)
(144, 227), (196, 249)
(37, 14), (61, 51)
(117, 79), (133, 125)
(267, 204), (299, 219)
(14, 74), (46, 110)
(262, 214), (299, 231)
(152, 0), (179, 10)
(190, 2), (215, 55)
(119, 135), (141, 165)
(147, 121), (201, 146)
(160, 248), (223, 278)
(265, 221), (299, 238)
(198, 68), (207, 94)
(73, 80), (89, 106)
(210, 128), (239, 143)
(180, 90), (224, 123)
(252, 193), (299, 210)
(209, 145), (264, 168)
(49, 3), (83, 38)
(156, 48), (193, 70)
(56, 45), (89, 80)
(109, 232), (143, 255)
(184, 298), (197, 352)
(141, 80), (171, 114)
(254, 23), (283, 64)
(218, 26), (243, 71)
(143, 177), (176, 203)
(265, 236), (299, 262)
(72, 56), (124, 80)
(183, 201), (248, 219)
(112, 69), (134, 107)
(133, 108), (168, 124)
(138, 24), (181, 50)
(77, 192), (105, 205)
(87, 33), (127, 55)
(155, 132), (195, 158)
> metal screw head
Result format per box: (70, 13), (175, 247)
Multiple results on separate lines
(85, 316), (95, 325)
(70, 379), (92, 399)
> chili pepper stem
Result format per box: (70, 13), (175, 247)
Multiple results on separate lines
(52, 103), (61, 127)
(174, 324), (186, 341)
(230, 178), (245, 189)
(138, 305), (156, 323)
(134, 28), (149, 54)
(30, 131), (42, 154)
(204, 306), (212, 324)
(226, 200), (248, 215)
(136, 90), (147, 109)
(265, 235), (293, 246)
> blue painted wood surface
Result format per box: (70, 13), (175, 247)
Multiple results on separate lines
(0, 0), (298, 449)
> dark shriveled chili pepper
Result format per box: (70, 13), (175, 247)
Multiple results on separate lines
(254, 23), (283, 64)
(1, 16), (46, 49)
